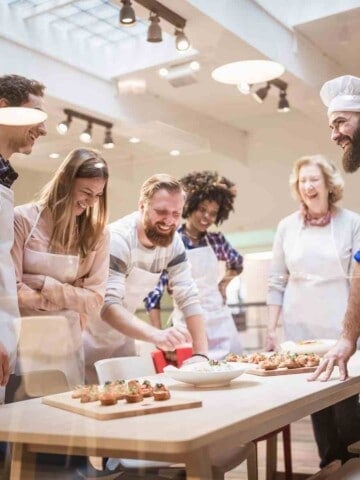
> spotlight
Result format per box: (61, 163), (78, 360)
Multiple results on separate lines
(129, 136), (140, 143)
(158, 67), (168, 78)
(147, 12), (162, 43)
(56, 113), (72, 135)
(79, 122), (92, 143)
(119, 0), (136, 26)
(237, 82), (250, 95)
(278, 90), (290, 113)
(103, 129), (114, 149)
(175, 28), (190, 51)
(252, 82), (271, 103)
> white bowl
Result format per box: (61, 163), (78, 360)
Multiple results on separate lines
(163, 362), (248, 388)
(280, 339), (337, 356)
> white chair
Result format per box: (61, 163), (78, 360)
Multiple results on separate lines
(16, 315), (83, 388)
(95, 356), (258, 480)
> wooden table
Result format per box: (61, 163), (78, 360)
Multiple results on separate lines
(1, 354), (360, 480)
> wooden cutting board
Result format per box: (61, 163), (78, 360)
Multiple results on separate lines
(245, 366), (317, 376)
(42, 391), (202, 420)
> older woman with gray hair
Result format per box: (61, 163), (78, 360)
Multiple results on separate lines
(266, 154), (360, 468)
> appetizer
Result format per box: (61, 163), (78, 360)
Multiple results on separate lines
(98, 390), (118, 406)
(153, 383), (171, 401)
(140, 380), (154, 398)
(226, 351), (320, 371)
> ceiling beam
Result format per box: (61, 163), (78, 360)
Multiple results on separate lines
(187, 0), (343, 88)
(134, 0), (186, 29)
(22, 0), (75, 20)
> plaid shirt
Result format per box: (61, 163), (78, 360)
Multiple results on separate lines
(0, 154), (18, 188)
(144, 224), (243, 310)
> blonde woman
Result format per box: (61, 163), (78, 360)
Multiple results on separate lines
(266, 154), (360, 468)
(12, 148), (110, 386)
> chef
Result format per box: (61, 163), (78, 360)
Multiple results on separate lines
(84, 173), (208, 383)
(0, 74), (47, 402)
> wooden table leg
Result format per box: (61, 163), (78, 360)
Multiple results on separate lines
(10, 443), (36, 480)
(266, 433), (277, 480)
(185, 446), (213, 480)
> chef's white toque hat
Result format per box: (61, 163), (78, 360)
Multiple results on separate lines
(320, 75), (360, 117)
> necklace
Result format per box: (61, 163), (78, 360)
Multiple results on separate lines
(185, 228), (201, 241)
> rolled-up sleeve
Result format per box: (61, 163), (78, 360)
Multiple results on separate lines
(167, 234), (202, 317)
(267, 220), (289, 306)
(101, 230), (129, 314)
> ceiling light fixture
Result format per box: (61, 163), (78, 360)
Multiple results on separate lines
(252, 82), (271, 103)
(212, 60), (285, 85)
(175, 28), (190, 51)
(278, 90), (290, 113)
(56, 108), (115, 147)
(237, 82), (251, 95)
(103, 128), (115, 149)
(119, 0), (136, 26)
(147, 12), (162, 42)
(119, 0), (189, 52)
(129, 136), (140, 143)
(56, 112), (72, 135)
(79, 122), (92, 144)
(170, 149), (180, 156)
(251, 78), (291, 113)
(49, 153), (60, 159)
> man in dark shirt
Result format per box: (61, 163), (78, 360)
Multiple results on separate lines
(0, 75), (47, 399)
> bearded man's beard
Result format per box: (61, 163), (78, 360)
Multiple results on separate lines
(144, 216), (176, 247)
(342, 125), (360, 173)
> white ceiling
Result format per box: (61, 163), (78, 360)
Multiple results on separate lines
(3, 0), (360, 234)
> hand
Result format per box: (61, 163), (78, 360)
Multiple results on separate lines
(308, 337), (356, 382)
(0, 342), (10, 387)
(154, 325), (192, 351)
(22, 273), (46, 290)
(264, 330), (277, 351)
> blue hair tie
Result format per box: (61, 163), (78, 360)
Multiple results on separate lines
(354, 250), (360, 263)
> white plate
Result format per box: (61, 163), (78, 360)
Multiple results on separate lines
(163, 362), (248, 388)
(0, 107), (47, 125)
(280, 339), (337, 355)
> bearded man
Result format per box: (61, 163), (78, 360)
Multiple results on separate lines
(311, 75), (360, 381)
(83, 173), (208, 382)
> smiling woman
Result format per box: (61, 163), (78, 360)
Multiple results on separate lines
(11, 147), (110, 387)
(266, 153), (360, 468)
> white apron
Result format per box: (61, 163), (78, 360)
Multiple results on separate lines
(18, 208), (83, 388)
(0, 184), (18, 402)
(283, 220), (349, 341)
(84, 264), (162, 383)
(171, 244), (242, 360)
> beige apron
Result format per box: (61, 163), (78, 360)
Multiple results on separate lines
(18, 208), (83, 387)
(283, 219), (349, 341)
(0, 184), (18, 402)
(84, 263), (164, 383)
(171, 244), (242, 360)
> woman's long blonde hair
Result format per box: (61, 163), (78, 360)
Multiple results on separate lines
(37, 148), (109, 258)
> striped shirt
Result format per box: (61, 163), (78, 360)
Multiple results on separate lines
(145, 224), (243, 310)
(103, 212), (201, 318)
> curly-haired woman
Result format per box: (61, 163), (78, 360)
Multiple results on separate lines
(146, 170), (243, 360)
